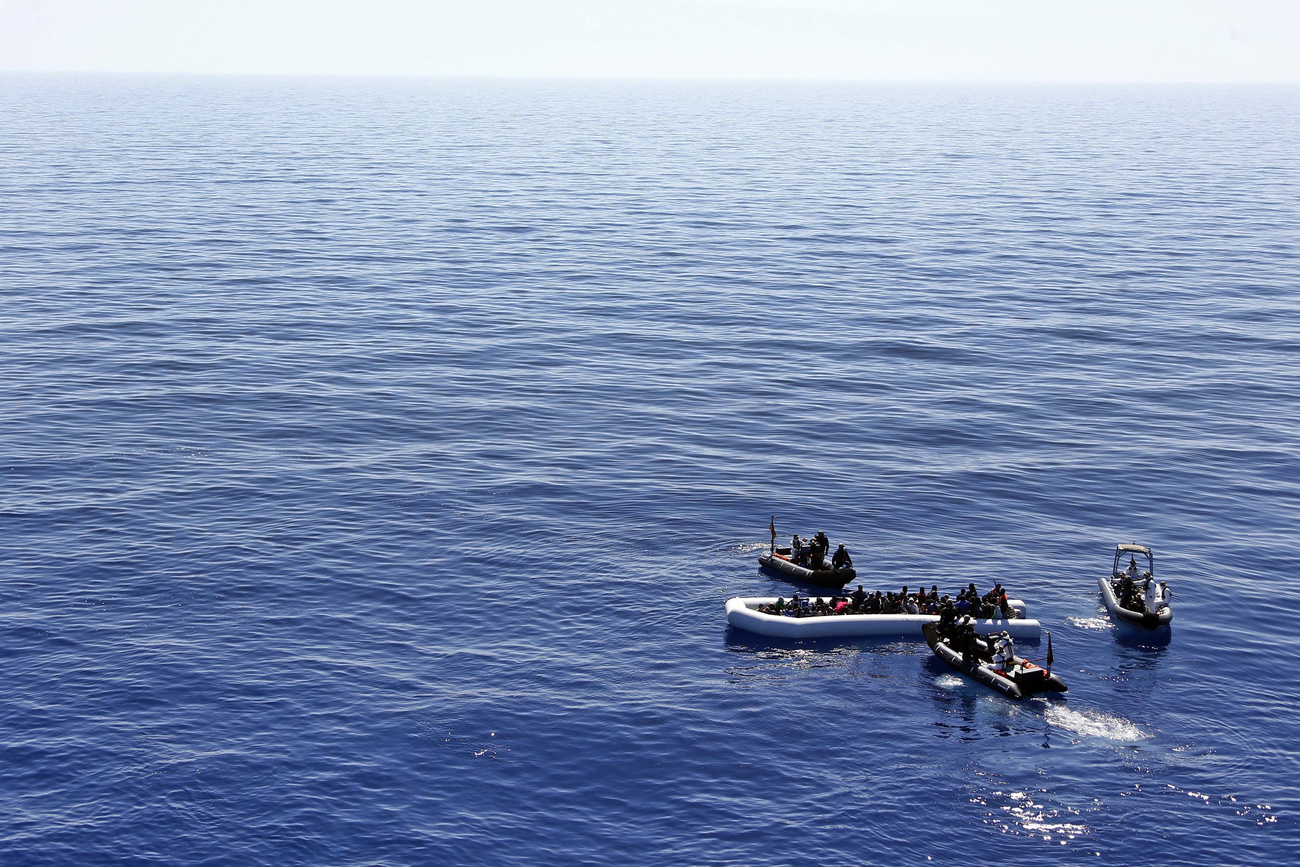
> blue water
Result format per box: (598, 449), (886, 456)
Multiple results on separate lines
(2, 75), (1298, 865)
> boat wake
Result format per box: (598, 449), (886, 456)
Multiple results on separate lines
(932, 673), (967, 691)
(1066, 615), (1112, 631)
(1045, 705), (1147, 742)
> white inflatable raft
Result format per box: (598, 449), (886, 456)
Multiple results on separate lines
(724, 596), (1042, 640)
(1100, 543), (1173, 629)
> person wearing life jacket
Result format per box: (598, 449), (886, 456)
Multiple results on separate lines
(1143, 577), (1161, 614)
(992, 631), (1015, 671)
(999, 591), (1013, 620)
(832, 544), (852, 571)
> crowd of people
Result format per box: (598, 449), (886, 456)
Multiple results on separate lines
(754, 581), (1020, 621)
(1114, 557), (1171, 615)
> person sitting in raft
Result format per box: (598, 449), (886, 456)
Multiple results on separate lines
(832, 544), (853, 571)
(1126, 556), (1141, 579)
(850, 585), (867, 607)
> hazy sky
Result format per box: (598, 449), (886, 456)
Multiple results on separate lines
(1, 0), (1297, 81)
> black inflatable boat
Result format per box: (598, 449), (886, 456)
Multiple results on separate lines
(758, 549), (855, 590)
(923, 622), (1067, 701)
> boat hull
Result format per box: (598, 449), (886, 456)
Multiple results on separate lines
(923, 623), (1066, 699)
(758, 551), (854, 589)
(725, 597), (1040, 640)
(1099, 576), (1172, 629)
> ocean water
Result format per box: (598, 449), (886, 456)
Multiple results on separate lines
(1, 75), (1298, 865)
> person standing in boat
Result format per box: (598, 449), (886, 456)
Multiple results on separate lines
(1143, 576), (1161, 614)
(832, 544), (852, 571)
(992, 631), (1015, 672)
(956, 616), (979, 665)
(938, 601), (957, 638)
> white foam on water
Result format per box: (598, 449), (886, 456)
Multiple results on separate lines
(1067, 615), (1112, 631)
(1045, 705), (1148, 742)
(933, 674), (968, 690)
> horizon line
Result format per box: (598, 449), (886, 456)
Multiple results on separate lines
(4, 70), (1300, 86)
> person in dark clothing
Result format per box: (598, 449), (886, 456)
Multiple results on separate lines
(850, 585), (867, 606)
(954, 616), (977, 664)
(832, 544), (853, 570)
(938, 602), (957, 638)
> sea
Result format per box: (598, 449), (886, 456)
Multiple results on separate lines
(1, 75), (1298, 866)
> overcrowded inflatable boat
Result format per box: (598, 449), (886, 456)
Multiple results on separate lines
(725, 596), (1040, 640)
